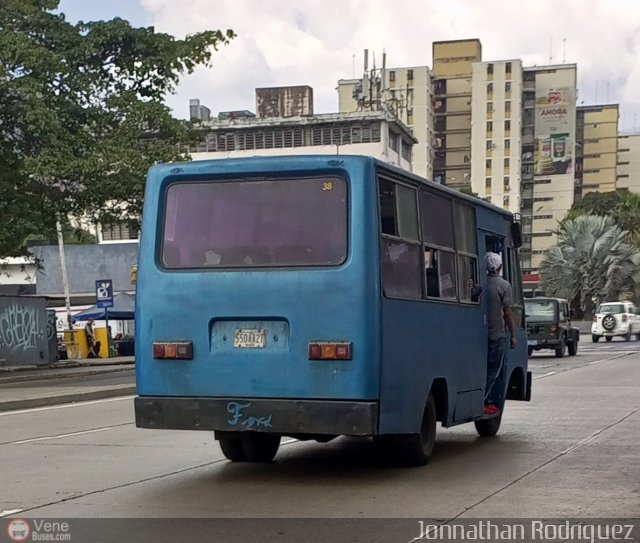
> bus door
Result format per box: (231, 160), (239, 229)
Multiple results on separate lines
(483, 233), (527, 406)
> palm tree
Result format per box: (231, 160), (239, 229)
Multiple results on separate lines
(541, 215), (640, 314)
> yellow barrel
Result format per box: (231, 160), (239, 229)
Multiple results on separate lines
(63, 329), (89, 359)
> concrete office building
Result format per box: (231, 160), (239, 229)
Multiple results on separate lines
(189, 109), (416, 171)
(616, 131), (640, 193)
(471, 59), (523, 214)
(338, 64), (434, 180)
(189, 87), (417, 171)
(575, 104), (619, 198)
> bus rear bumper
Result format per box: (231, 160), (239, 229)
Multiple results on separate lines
(135, 396), (378, 437)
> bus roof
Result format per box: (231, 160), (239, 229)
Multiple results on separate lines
(149, 155), (515, 221)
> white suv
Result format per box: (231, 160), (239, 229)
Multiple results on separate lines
(591, 302), (640, 342)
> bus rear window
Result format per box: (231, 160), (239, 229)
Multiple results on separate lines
(161, 176), (347, 268)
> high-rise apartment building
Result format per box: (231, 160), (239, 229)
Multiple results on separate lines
(575, 104), (619, 198)
(432, 39), (482, 189)
(337, 64), (434, 179)
(617, 131), (640, 192)
(471, 59), (523, 214)
(519, 64), (577, 273)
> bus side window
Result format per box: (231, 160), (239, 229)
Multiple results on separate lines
(163, 243), (181, 268)
(379, 177), (421, 300)
(420, 190), (457, 301)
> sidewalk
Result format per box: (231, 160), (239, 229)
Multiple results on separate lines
(0, 356), (135, 381)
(0, 357), (136, 412)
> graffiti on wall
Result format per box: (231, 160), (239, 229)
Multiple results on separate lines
(46, 310), (57, 342)
(0, 303), (43, 352)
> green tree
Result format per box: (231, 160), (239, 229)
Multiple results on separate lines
(541, 215), (640, 313)
(0, 0), (234, 256)
(566, 191), (621, 220)
(566, 190), (640, 245)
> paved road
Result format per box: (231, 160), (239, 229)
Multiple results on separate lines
(0, 341), (638, 527)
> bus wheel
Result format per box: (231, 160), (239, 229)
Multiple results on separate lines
(474, 413), (502, 437)
(218, 435), (248, 462)
(242, 433), (281, 462)
(399, 393), (437, 467)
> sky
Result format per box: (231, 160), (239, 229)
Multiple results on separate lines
(58, 0), (640, 131)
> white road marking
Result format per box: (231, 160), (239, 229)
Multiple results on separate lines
(10, 427), (114, 445)
(0, 509), (24, 517)
(0, 395), (135, 417)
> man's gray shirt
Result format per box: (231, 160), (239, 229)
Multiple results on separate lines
(487, 274), (513, 340)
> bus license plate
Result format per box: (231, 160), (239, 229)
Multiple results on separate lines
(234, 329), (266, 349)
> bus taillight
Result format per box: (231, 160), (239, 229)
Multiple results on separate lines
(153, 341), (193, 360)
(308, 342), (352, 360)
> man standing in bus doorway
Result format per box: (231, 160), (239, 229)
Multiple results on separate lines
(484, 252), (517, 416)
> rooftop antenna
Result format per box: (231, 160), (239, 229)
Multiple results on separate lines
(562, 38), (566, 63)
(549, 35), (553, 63)
(382, 50), (387, 109)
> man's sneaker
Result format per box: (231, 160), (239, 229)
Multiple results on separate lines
(484, 404), (499, 416)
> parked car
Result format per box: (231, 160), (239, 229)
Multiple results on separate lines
(591, 301), (640, 342)
(525, 297), (580, 357)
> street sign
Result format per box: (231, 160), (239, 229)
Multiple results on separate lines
(96, 279), (114, 308)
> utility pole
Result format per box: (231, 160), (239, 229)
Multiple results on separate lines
(56, 217), (73, 330)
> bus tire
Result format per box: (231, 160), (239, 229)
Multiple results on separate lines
(398, 393), (437, 467)
(474, 413), (502, 437)
(218, 435), (248, 462)
(242, 433), (281, 462)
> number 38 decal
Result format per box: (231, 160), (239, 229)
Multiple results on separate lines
(322, 182), (333, 191)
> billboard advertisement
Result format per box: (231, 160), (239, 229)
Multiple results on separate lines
(534, 86), (575, 176)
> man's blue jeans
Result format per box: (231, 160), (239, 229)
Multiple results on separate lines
(485, 338), (506, 406)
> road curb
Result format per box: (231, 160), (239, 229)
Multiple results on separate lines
(0, 386), (137, 413)
(0, 366), (135, 385)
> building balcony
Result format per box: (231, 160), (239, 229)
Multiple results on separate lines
(433, 90), (472, 98)
(446, 163), (472, 171)
(446, 144), (471, 151)
(435, 127), (471, 135)
(436, 110), (472, 117)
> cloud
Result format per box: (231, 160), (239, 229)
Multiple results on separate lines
(141, 0), (640, 128)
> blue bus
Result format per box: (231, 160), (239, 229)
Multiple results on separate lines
(134, 155), (531, 466)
